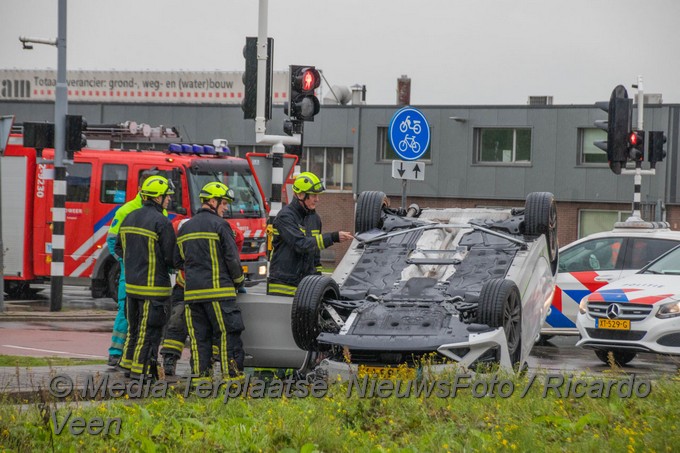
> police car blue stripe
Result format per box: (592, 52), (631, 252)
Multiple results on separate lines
(546, 307), (576, 328)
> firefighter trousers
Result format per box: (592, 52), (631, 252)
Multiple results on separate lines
(185, 300), (244, 378)
(121, 296), (170, 377)
(160, 287), (222, 362)
(108, 260), (128, 357)
(160, 285), (187, 360)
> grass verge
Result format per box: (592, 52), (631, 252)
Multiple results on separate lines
(0, 355), (107, 367)
(0, 368), (679, 451)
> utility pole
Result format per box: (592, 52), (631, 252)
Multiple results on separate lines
(254, 0), (301, 217)
(19, 0), (68, 311)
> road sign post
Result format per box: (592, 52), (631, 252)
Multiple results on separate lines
(388, 107), (430, 208)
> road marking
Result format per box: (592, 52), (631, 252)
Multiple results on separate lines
(1, 344), (106, 359)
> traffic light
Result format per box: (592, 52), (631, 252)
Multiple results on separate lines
(289, 65), (320, 121)
(65, 114), (85, 159)
(648, 131), (667, 169)
(594, 85), (632, 175)
(627, 130), (645, 161)
(283, 119), (303, 157)
(242, 37), (273, 120)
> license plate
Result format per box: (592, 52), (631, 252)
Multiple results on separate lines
(242, 265), (248, 273)
(359, 365), (416, 379)
(596, 318), (630, 330)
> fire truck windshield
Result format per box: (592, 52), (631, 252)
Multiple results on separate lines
(188, 167), (264, 219)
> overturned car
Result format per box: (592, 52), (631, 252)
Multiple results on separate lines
(284, 191), (558, 376)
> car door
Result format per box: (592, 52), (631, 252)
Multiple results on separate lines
(547, 237), (625, 329)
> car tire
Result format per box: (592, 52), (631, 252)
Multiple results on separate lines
(594, 349), (637, 366)
(525, 192), (558, 273)
(478, 278), (522, 366)
(291, 275), (340, 351)
(107, 260), (121, 302)
(355, 191), (387, 234)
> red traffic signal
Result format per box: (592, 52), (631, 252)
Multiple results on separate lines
(627, 130), (645, 161)
(628, 131), (643, 147)
(293, 67), (320, 94)
(289, 65), (321, 121)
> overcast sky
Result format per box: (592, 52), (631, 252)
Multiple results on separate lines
(2, 0), (679, 105)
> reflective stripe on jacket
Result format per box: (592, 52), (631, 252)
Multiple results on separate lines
(114, 201), (176, 299)
(175, 208), (244, 303)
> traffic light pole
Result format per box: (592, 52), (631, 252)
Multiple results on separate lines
(621, 76), (655, 222)
(254, 0), (301, 216)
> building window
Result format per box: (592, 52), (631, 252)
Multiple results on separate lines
(578, 209), (630, 238)
(298, 147), (354, 191)
(101, 164), (128, 204)
(377, 126), (432, 161)
(475, 128), (531, 163)
(579, 128), (607, 164)
(65, 163), (92, 203)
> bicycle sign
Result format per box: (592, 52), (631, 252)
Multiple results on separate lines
(388, 107), (430, 161)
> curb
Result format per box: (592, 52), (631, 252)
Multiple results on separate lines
(0, 312), (116, 322)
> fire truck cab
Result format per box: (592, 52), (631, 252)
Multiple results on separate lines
(2, 127), (269, 299)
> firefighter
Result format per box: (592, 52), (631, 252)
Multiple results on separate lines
(114, 175), (176, 379)
(267, 172), (353, 296)
(175, 182), (245, 379)
(159, 222), (244, 377)
(105, 168), (165, 368)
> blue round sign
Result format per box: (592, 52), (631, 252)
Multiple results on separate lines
(388, 107), (430, 161)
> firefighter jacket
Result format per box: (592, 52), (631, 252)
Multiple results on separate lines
(268, 197), (339, 292)
(114, 200), (176, 300)
(175, 208), (245, 303)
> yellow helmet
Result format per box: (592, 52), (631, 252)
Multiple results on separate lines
(199, 181), (235, 203)
(140, 175), (175, 198)
(292, 172), (325, 194)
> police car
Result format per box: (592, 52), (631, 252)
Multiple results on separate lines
(576, 244), (680, 365)
(543, 221), (680, 336)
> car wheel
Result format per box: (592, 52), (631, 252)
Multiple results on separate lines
(107, 260), (121, 302)
(291, 275), (340, 351)
(594, 349), (637, 366)
(478, 278), (522, 366)
(355, 191), (387, 234)
(525, 192), (558, 273)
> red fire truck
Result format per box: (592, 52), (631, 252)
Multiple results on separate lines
(2, 125), (269, 299)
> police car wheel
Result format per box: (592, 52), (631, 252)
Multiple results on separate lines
(477, 278), (523, 366)
(525, 192), (558, 273)
(355, 191), (387, 234)
(291, 275), (340, 351)
(594, 349), (637, 366)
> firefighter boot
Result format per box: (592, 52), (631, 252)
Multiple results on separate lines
(163, 355), (177, 377)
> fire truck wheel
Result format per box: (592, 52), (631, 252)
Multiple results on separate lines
(107, 261), (121, 302)
(4, 281), (39, 300)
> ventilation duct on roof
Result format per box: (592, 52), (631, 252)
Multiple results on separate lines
(323, 85), (352, 105)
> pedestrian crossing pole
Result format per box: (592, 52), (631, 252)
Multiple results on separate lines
(50, 0), (68, 311)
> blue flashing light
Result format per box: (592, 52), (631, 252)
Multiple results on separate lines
(168, 143), (182, 153)
(192, 144), (204, 154)
(203, 145), (216, 154)
(181, 144), (193, 153)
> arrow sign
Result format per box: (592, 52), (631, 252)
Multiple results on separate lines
(392, 160), (425, 181)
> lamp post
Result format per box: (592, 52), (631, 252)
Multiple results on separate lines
(19, 0), (68, 311)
